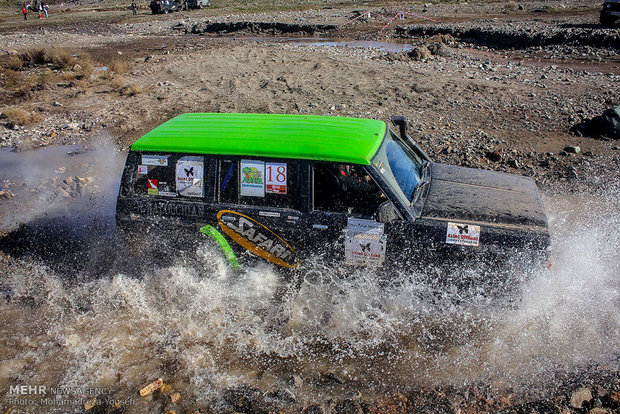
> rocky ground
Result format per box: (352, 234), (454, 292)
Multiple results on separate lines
(0, 0), (619, 412)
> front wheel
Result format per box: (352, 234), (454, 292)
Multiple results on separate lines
(600, 12), (616, 26)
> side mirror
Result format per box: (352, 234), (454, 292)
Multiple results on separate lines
(390, 115), (408, 139)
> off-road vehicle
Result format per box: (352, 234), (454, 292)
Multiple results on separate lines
(149, 0), (180, 14)
(116, 113), (550, 288)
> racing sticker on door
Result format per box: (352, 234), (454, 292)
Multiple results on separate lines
(446, 222), (480, 246)
(176, 156), (204, 198)
(240, 160), (265, 197)
(217, 210), (299, 268)
(266, 162), (287, 194)
(345, 218), (386, 266)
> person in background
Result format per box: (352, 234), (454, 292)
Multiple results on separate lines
(42, 1), (48, 17)
(131, 0), (137, 14)
(22, 4), (28, 19)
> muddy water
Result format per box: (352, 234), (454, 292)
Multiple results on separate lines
(0, 147), (619, 413)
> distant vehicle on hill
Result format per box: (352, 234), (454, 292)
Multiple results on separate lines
(150, 0), (180, 14)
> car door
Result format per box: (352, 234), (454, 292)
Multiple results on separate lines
(304, 162), (394, 266)
(207, 157), (307, 269)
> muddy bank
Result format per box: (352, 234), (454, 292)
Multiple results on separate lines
(395, 23), (620, 51)
(187, 20), (337, 36)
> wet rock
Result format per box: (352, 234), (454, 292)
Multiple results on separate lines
(369, 393), (409, 413)
(485, 150), (502, 162)
(289, 374), (303, 388)
(570, 387), (593, 409)
(571, 106), (620, 140)
(589, 408), (611, 414)
(334, 399), (364, 414)
(0, 358), (27, 379)
(508, 158), (520, 168)
(223, 386), (295, 413)
(568, 167), (579, 180)
(564, 145), (581, 154)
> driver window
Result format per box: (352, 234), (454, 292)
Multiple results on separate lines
(313, 163), (385, 217)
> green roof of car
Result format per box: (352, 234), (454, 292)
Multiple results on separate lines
(130, 113), (387, 165)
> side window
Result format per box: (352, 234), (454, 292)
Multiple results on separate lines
(217, 158), (300, 210)
(313, 163), (384, 217)
(133, 153), (205, 199)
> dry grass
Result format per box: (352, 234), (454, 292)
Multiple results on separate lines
(2, 107), (41, 125)
(119, 83), (143, 96)
(3, 70), (21, 88)
(7, 55), (23, 71)
(19, 46), (74, 70)
(109, 58), (128, 74)
(37, 69), (56, 85)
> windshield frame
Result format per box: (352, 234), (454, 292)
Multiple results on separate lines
(368, 128), (426, 211)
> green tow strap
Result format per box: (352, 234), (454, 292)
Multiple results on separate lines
(199, 225), (240, 268)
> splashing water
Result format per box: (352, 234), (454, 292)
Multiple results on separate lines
(0, 147), (618, 412)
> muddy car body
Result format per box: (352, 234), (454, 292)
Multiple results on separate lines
(116, 113), (550, 286)
(601, 0), (620, 25)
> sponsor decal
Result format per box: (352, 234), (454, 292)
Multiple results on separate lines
(147, 179), (159, 195)
(134, 199), (205, 217)
(287, 215), (300, 221)
(446, 222), (480, 246)
(217, 210), (299, 268)
(176, 157), (204, 198)
(266, 162), (287, 194)
(142, 154), (168, 166)
(137, 165), (149, 175)
(259, 211), (280, 217)
(345, 218), (386, 266)
(240, 160), (265, 197)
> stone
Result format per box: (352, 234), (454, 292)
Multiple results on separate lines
(334, 399), (363, 414)
(485, 150), (502, 162)
(564, 145), (580, 154)
(571, 106), (620, 140)
(408, 46), (432, 61)
(588, 409), (610, 414)
(570, 387), (592, 409)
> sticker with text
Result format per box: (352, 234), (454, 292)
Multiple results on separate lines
(446, 222), (480, 246)
(266, 162), (287, 194)
(176, 157), (204, 198)
(240, 160), (265, 197)
(142, 154), (168, 166)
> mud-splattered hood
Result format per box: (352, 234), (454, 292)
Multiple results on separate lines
(420, 163), (548, 231)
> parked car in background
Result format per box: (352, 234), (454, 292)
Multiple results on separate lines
(601, 0), (620, 25)
(150, 0), (180, 14)
(186, 0), (210, 9)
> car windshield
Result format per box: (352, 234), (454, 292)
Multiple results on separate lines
(371, 129), (423, 206)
